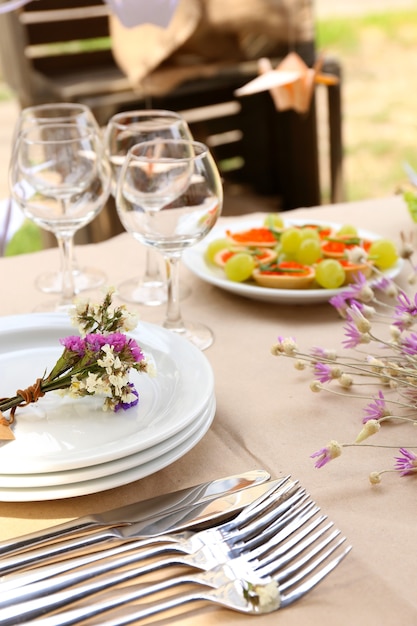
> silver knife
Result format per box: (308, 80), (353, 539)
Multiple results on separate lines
(1, 479), (280, 587)
(0, 469), (270, 558)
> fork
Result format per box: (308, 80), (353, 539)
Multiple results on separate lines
(1, 476), (303, 593)
(0, 479), (306, 596)
(16, 527), (352, 625)
(0, 496), (331, 623)
(0, 476), (295, 577)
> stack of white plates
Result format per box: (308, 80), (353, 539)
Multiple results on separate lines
(0, 314), (215, 501)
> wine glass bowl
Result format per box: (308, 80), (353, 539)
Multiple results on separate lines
(12, 102), (107, 293)
(10, 122), (110, 310)
(104, 109), (193, 306)
(116, 138), (223, 350)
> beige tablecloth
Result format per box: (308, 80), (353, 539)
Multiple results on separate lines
(0, 195), (416, 624)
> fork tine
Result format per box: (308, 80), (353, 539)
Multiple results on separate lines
(280, 542), (352, 608)
(253, 521), (337, 577)
(235, 497), (317, 555)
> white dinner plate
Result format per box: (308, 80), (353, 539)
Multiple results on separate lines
(183, 218), (403, 305)
(0, 396), (215, 501)
(0, 314), (214, 474)
(0, 394), (215, 489)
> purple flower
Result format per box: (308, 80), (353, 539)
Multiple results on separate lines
(362, 390), (388, 423)
(105, 332), (127, 352)
(311, 441), (342, 468)
(396, 290), (417, 315)
(329, 293), (350, 316)
(394, 448), (417, 476)
(313, 362), (333, 383)
(400, 332), (417, 355)
(60, 335), (85, 356)
(114, 383), (139, 412)
(310, 347), (328, 359)
(126, 338), (145, 362)
(393, 291), (417, 330)
(342, 321), (364, 349)
(84, 333), (107, 353)
(372, 276), (395, 294)
(340, 273), (369, 301)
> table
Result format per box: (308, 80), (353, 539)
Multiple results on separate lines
(0, 195), (416, 625)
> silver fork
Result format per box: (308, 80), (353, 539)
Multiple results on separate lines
(0, 485), (318, 622)
(0, 476), (295, 577)
(0, 500), (332, 624)
(0, 477), (303, 597)
(18, 527), (352, 625)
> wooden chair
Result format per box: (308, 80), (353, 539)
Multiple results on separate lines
(0, 0), (344, 242)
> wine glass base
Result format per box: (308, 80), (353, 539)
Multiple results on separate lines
(35, 267), (106, 294)
(117, 276), (192, 306)
(165, 320), (214, 351)
(117, 277), (167, 306)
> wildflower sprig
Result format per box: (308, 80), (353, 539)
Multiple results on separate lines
(0, 290), (152, 441)
(271, 273), (417, 486)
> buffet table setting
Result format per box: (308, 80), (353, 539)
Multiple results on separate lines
(0, 193), (416, 625)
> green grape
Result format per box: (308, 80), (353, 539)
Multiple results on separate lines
(315, 259), (346, 289)
(224, 252), (255, 282)
(296, 238), (322, 265)
(299, 227), (320, 242)
(368, 239), (398, 269)
(264, 213), (284, 230)
(278, 251), (297, 263)
(204, 238), (231, 264)
(337, 224), (358, 236)
(281, 228), (302, 254)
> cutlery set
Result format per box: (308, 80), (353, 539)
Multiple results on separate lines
(0, 470), (351, 624)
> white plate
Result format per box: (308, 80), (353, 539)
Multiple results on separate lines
(0, 396), (215, 501)
(0, 394), (215, 489)
(0, 314), (214, 474)
(183, 218), (403, 304)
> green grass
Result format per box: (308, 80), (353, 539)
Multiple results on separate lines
(4, 220), (43, 256)
(316, 9), (417, 202)
(316, 9), (417, 52)
(316, 18), (361, 53)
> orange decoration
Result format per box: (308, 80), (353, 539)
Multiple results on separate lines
(234, 51), (339, 113)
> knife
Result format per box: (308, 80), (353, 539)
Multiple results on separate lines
(0, 478), (281, 587)
(0, 469), (270, 558)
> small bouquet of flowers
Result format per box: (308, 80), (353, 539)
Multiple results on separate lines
(272, 252), (417, 486)
(0, 290), (152, 441)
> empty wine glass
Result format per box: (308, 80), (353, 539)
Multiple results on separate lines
(104, 109), (193, 306)
(12, 102), (107, 293)
(10, 122), (111, 311)
(116, 139), (223, 350)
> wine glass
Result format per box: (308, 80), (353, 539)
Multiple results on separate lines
(104, 109), (193, 306)
(116, 139), (223, 350)
(10, 122), (111, 311)
(12, 103), (107, 293)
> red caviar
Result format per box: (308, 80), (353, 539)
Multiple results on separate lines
(226, 227), (276, 246)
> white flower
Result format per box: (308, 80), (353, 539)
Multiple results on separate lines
(355, 419), (381, 443)
(83, 372), (101, 394)
(120, 310), (139, 332)
(347, 305), (372, 333)
(254, 581), (281, 612)
(346, 245), (367, 264)
(282, 338), (298, 355)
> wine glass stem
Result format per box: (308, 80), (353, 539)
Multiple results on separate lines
(163, 254), (185, 333)
(143, 246), (162, 283)
(56, 233), (76, 305)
